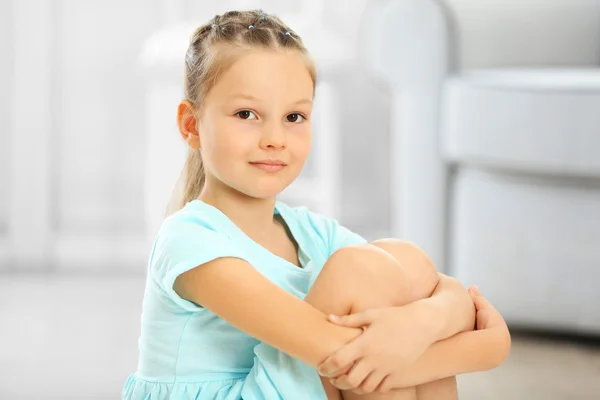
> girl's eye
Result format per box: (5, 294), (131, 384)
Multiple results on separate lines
(286, 113), (304, 123)
(237, 110), (257, 120)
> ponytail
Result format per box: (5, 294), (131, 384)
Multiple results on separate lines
(166, 148), (205, 216)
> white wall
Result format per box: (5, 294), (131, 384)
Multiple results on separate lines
(0, 0), (12, 255)
(2, 0), (165, 271)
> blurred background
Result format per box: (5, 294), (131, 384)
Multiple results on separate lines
(1, 0), (600, 398)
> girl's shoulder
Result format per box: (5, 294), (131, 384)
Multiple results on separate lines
(151, 200), (244, 261)
(149, 200), (252, 312)
(276, 202), (335, 232)
(275, 201), (367, 256)
(160, 199), (230, 236)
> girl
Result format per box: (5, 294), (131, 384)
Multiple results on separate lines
(123, 10), (511, 400)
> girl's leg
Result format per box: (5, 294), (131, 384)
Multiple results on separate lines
(305, 242), (419, 400)
(415, 377), (458, 399)
(304, 240), (457, 400)
(371, 241), (459, 400)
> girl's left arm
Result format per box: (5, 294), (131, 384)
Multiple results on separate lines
(417, 273), (477, 341)
(319, 279), (511, 392)
(384, 287), (511, 390)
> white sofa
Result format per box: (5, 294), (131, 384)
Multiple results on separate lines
(363, 0), (600, 334)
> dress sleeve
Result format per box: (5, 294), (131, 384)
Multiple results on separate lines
(150, 216), (251, 312)
(299, 207), (368, 257)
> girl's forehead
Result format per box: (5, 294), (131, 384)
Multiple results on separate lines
(211, 50), (314, 100)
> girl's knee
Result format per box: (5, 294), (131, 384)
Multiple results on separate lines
(370, 239), (440, 301)
(327, 243), (393, 269)
(319, 244), (413, 309)
(326, 244), (404, 282)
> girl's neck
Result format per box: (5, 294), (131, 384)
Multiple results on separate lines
(199, 187), (278, 244)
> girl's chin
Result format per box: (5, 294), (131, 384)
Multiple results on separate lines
(242, 184), (292, 200)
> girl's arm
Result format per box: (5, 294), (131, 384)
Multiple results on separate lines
(372, 241), (476, 344)
(319, 279), (508, 392)
(391, 325), (510, 389)
(384, 288), (510, 390)
(173, 256), (362, 367)
(416, 273), (476, 341)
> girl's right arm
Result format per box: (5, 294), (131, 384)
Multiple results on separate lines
(173, 256), (362, 367)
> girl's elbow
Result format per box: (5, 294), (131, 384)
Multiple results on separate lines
(490, 328), (512, 369)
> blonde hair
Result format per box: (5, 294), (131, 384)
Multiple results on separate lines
(167, 10), (317, 215)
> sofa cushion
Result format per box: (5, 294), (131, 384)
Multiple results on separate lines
(441, 68), (600, 177)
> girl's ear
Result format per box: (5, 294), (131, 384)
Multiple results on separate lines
(177, 100), (201, 149)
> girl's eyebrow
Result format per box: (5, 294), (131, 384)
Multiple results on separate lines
(228, 93), (312, 105)
(228, 93), (261, 102)
(294, 99), (313, 105)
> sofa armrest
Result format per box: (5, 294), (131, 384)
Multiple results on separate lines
(359, 0), (452, 268)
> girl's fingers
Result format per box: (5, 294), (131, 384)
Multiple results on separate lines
(328, 309), (378, 328)
(469, 286), (494, 311)
(318, 335), (365, 377)
(356, 368), (388, 395)
(331, 358), (372, 391)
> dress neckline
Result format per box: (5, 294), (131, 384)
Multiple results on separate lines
(186, 199), (312, 274)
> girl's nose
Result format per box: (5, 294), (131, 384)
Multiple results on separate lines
(259, 125), (287, 150)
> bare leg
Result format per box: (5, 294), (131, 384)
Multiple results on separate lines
(371, 241), (459, 400)
(305, 240), (441, 400)
(415, 377), (458, 400)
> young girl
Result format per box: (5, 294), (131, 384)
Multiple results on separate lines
(123, 10), (511, 400)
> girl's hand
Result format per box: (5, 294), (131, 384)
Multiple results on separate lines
(468, 286), (508, 332)
(317, 303), (438, 395)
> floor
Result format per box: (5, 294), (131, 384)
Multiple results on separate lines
(1, 273), (599, 400)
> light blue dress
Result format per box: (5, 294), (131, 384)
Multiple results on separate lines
(122, 199), (367, 399)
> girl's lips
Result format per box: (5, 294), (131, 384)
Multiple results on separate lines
(250, 159), (287, 165)
(249, 162), (286, 172)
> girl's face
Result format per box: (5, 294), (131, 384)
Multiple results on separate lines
(197, 49), (314, 200)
